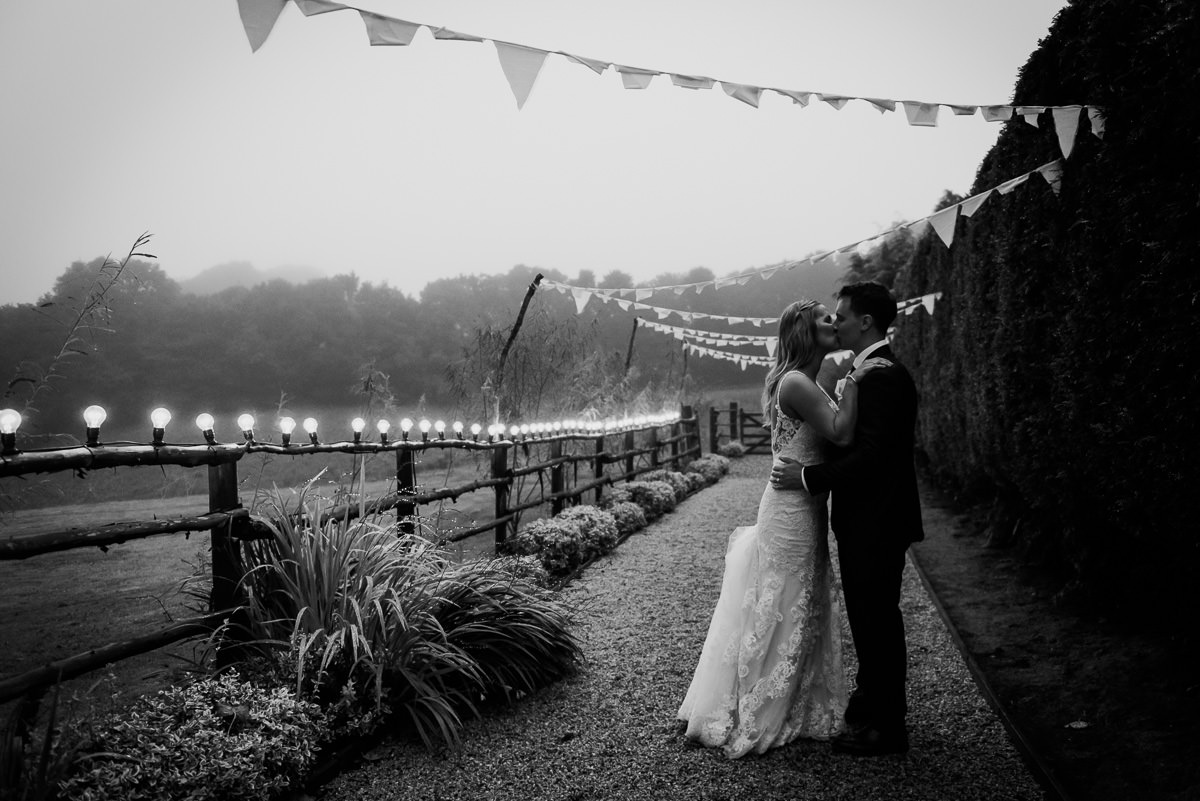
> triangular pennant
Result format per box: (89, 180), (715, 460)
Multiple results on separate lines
(928, 206), (958, 248)
(571, 289), (591, 315)
(996, 173), (1030, 194)
(635, 288), (654, 301)
(1018, 105), (1045, 127)
(655, 307), (671, 319)
(765, 340), (777, 357)
(565, 53), (609, 75)
(772, 89), (811, 106)
(616, 299), (632, 311)
(672, 286), (688, 295)
(237, 0), (288, 52)
(863, 97), (896, 113)
(959, 189), (992, 218)
(1052, 106), (1082, 157)
(981, 105), (1014, 122)
(494, 42), (548, 110)
(722, 82), (763, 108)
(902, 101), (940, 127)
(819, 94), (851, 110)
(735, 274), (753, 286)
(948, 104), (978, 116)
(1087, 105), (1105, 138)
(670, 74), (714, 90)
(921, 294), (937, 315)
(1039, 160), (1064, 195)
(728, 317), (744, 325)
(760, 267), (780, 280)
(430, 27), (484, 42)
(616, 66), (657, 89)
(293, 0), (347, 15)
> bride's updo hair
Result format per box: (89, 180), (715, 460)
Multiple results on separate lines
(761, 299), (821, 422)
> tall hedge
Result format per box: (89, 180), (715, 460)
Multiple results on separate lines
(893, 0), (1200, 612)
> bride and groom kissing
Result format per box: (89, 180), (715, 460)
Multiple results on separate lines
(677, 281), (924, 759)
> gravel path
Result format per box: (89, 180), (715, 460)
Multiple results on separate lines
(319, 455), (1045, 801)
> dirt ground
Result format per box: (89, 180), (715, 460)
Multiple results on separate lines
(911, 484), (1200, 801)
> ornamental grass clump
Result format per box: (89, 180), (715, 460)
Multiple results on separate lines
(233, 487), (582, 752)
(57, 671), (324, 801)
(639, 469), (692, 503)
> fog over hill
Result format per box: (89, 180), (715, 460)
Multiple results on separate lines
(178, 261), (326, 295)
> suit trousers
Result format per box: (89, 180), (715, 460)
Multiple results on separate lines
(835, 530), (909, 730)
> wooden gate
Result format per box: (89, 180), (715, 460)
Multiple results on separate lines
(708, 401), (771, 455)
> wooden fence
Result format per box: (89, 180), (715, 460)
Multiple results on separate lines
(708, 401), (770, 454)
(0, 406), (700, 704)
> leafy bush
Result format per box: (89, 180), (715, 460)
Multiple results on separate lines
(682, 471), (708, 494)
(685, 454), (731, 484)
(604, 480), (677, 520)
(507, 517), (587, 576)
(606, 500), (647, 537)
(639, 469), (691, 503)
(58, 671), (324, 801)
(557, 505), (620, 559)
(717, 440), (748, 458)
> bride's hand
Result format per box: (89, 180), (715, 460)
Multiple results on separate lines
(853, 357), (892, 379)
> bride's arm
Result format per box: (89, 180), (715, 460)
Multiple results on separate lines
(778, 372), (859, 447)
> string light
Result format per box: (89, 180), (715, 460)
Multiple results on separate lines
(303, 417), (319, 445)
(351, 417), (366, 444)
(0, 408), (21, 454)
(83, 405), (107, 447)
(400, 418), (414, 441)
(237, 413), (256, 443)
(452, 421), (464, 439)
(434, 420), (446, 440)
(150, 407), (171, 446)
(195, 413), (216, 445)
(377, 419), (391, 444)
(279, 416), (296, 447)
(418, 419), (431, 442)
(469, 423), (482, 442)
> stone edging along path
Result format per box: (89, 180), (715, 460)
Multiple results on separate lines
(317, 455), (1046, 801)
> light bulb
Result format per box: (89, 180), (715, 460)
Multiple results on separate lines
(520, 424), (530, 437)
(419, 419), (432, 433)
(469, 423), (481, 440)
(303, 417), (319, 444)
(150, 407), (171, 428)
(434, 420), (446, 440)
(0, 409), (21, 435)
(83, 405), (107, 428)
(452, 421), (463, 435)
(195, 412), (216, 444)
(351, 417), (366, 433)
(376, 418), (391, 443)
(238, 413), (255, 431)
(509, 425), (520, 438)
(278, 416), (296, 446)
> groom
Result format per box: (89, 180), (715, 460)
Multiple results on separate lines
(771, 281), (924, 756)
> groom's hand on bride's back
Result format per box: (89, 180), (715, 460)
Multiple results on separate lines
(770, 456), (808, 491)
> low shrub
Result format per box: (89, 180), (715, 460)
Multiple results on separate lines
(606, 500), (647, 536)
(58, 671), (324, 801)
(717, 440), (749, 458)
(682, 471), (708, 494)
(686, 454), (731, 484)
(639, 469), (691, 503)
(557, 505), (620, 559)
(604, 480), (677, 520)
(507, 517), (587, 576)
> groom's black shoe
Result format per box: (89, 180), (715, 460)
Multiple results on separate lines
(832, 725), (909, 757)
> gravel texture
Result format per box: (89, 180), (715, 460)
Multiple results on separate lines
(318, 455), (1045, 801)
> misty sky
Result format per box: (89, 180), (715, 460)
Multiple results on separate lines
(0, 0), (1067, 305)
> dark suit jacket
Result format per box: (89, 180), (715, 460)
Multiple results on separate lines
(804, 344), (925, 545)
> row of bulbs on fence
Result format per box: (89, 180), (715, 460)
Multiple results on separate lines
(0, 406), (681, 452)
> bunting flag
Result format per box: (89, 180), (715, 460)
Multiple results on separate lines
(539, 159), (1063, 303)
(238, 0), (1101, 138)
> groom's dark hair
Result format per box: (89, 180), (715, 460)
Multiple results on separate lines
(837, 281), (897, 332)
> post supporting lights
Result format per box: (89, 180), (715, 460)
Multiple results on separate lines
(279, 417), (296, 447)
(83, 405), (107, 447)
(303, 417), (319, 445)
(400, 418), (413, 441)
(195, 412), (216, 445)
(237, 413), (256, 443)
(418, 418), (432, 442)
(150, 407), (171, 446)
(377, 419), (391, 444)
(0, 408), (21, 454)
(351, 417), (366, 444)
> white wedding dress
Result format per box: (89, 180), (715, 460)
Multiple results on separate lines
(678, 387), (848, 757)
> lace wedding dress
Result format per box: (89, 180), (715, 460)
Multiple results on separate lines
(678, 388), (848, 757)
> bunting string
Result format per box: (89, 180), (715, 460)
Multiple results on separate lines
(239, 0), (1103, 157)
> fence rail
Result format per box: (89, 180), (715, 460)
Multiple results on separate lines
(0, 406), (700, 704)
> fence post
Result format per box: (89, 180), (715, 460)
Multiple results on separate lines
(709, 406), (719, 453)
(623, 429), (635, 478)
(670, 417), (680, 465)
(208, 461), (246, 666)
(730, 401), (740, 442)
(550, 438), (565, 515)
(682, 404), (696, 459)
(592, 434), (606, 504)
(649, 424), (660, 468)
(396, 448), (417, 534)
(491, 444), (512, 550)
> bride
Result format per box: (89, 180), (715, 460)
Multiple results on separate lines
(677, 298), (889, 758)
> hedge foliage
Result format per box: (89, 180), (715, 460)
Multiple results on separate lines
(892, 0), (1200, 611)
